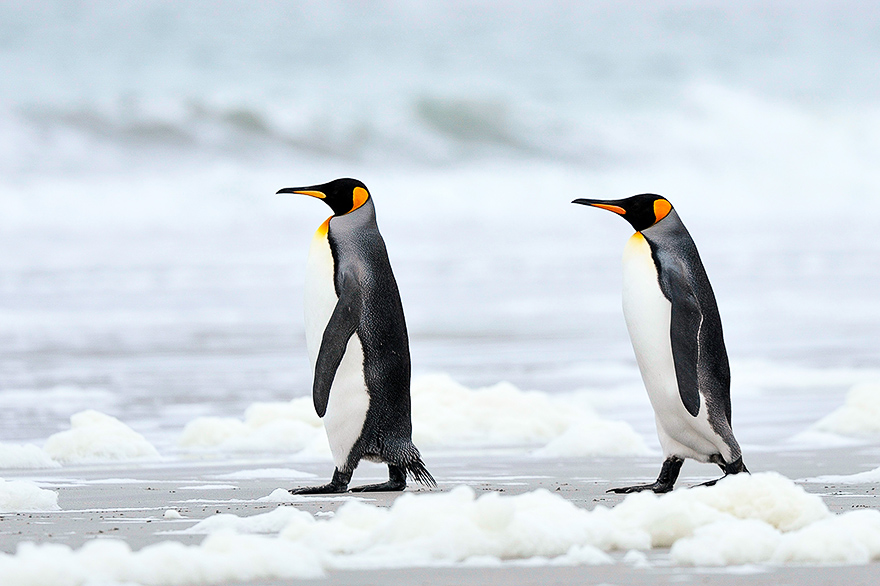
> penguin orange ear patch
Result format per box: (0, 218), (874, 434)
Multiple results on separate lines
(653, 199), (672, 223)
(351, 186), (369, 212)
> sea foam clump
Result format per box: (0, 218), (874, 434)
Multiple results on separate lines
(411, 375), (576, 446)
(805, 465), (880, 484)
(183, 506), (306, 535)
(279, 485), (618, 567)
(177, 375), (648, 457)
(2, 473), (880, 584)
(179, 398), (331, 458)
(411, 374), (649, 456)
(0, 532), (324, 585)
(233, 473), (865, 568)
(0, 478), (60, 513)
(43, 410), (161, 463)
(811, 382), (880, 437)
(0, 443), (60, 469)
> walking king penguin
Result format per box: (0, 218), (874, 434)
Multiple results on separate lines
(277, 178), (435, 494)
(573, 194), (747, 493)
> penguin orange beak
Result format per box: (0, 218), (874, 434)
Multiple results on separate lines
(277, 187), (326, 199)
(572, 198), (626, 215)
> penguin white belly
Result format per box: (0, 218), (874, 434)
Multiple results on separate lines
(304, 221), (370, 469)
(621, 233), (720, 462)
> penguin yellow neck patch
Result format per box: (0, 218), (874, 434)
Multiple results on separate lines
(350, 186), (369, 213)
(315, 217), (331, 238)
(653, 199), (672, 223)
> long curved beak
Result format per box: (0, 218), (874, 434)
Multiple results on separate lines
(572, 198), (626, 215)
(276, 187), (326, 199)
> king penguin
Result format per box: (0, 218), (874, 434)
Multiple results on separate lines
(277, 178), (435, 494)
(573, 194), (747, 493)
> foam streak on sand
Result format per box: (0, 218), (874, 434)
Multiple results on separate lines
(0, 478), (60, 513)
(177, 374), (649, 458)
(43, 410), (161, 464)
(0, 443), (60, 469)
(4, 473), (880, 584)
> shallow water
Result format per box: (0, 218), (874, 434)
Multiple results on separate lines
(1, 0), (880, 533)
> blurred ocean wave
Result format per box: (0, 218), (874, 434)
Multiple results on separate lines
(1, 0), (879, 445)
(2, 0), (880, 174)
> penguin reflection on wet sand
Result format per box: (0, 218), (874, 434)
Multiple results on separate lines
(277, 178), (435, 494)
(573, 194), (747, 493)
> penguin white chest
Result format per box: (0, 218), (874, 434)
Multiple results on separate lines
(621, 232), (717, 460)
(621, 233), (677, 404)
(303, 221), (370, 469)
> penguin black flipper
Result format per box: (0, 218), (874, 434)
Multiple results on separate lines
(312, 271), (362, 418)
(657, 252), (702, 418)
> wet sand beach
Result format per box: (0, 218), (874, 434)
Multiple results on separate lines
(4, 444), (880, 584)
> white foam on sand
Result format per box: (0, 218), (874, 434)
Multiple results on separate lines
(0, 478), (60, 513)
(803, 466), (880, 484)
(0, 443), (61, 469)
(533, 420), (650, 458)
(182, 506), (304, 534)
(258, 489), (368, 504)
(43, 410), (161, 463)
(178, 398), (331, 458)
(412, 374), (650, 456)
(278, 484), (618, 569)
(811, 382), (880, 437)
(177, 375), (648, 458)
(0, 532), (325, 584)
(235, 473), (877, 569)
(4, 473), (880, 584)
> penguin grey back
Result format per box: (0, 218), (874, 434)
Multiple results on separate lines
(327, 199), (413, 431)
(642, 209), (733, 433)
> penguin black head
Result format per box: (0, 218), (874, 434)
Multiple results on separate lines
(572, 193), (673, 232)
(277, 178), (371, 216)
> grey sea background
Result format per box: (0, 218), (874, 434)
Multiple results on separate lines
(1, 0), (880, 509)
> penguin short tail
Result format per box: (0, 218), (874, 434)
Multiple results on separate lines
(386, 439), (436, 487)
(406, 455), (436, 488)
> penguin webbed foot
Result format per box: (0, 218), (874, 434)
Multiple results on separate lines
(608, 456), (684, 495)
(289, 468), (351, 495)
(607, 480), (675, 494)
(289, 483), (348, 495)
(349, 480), (406, 493)
(350, 465), (407, 493)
